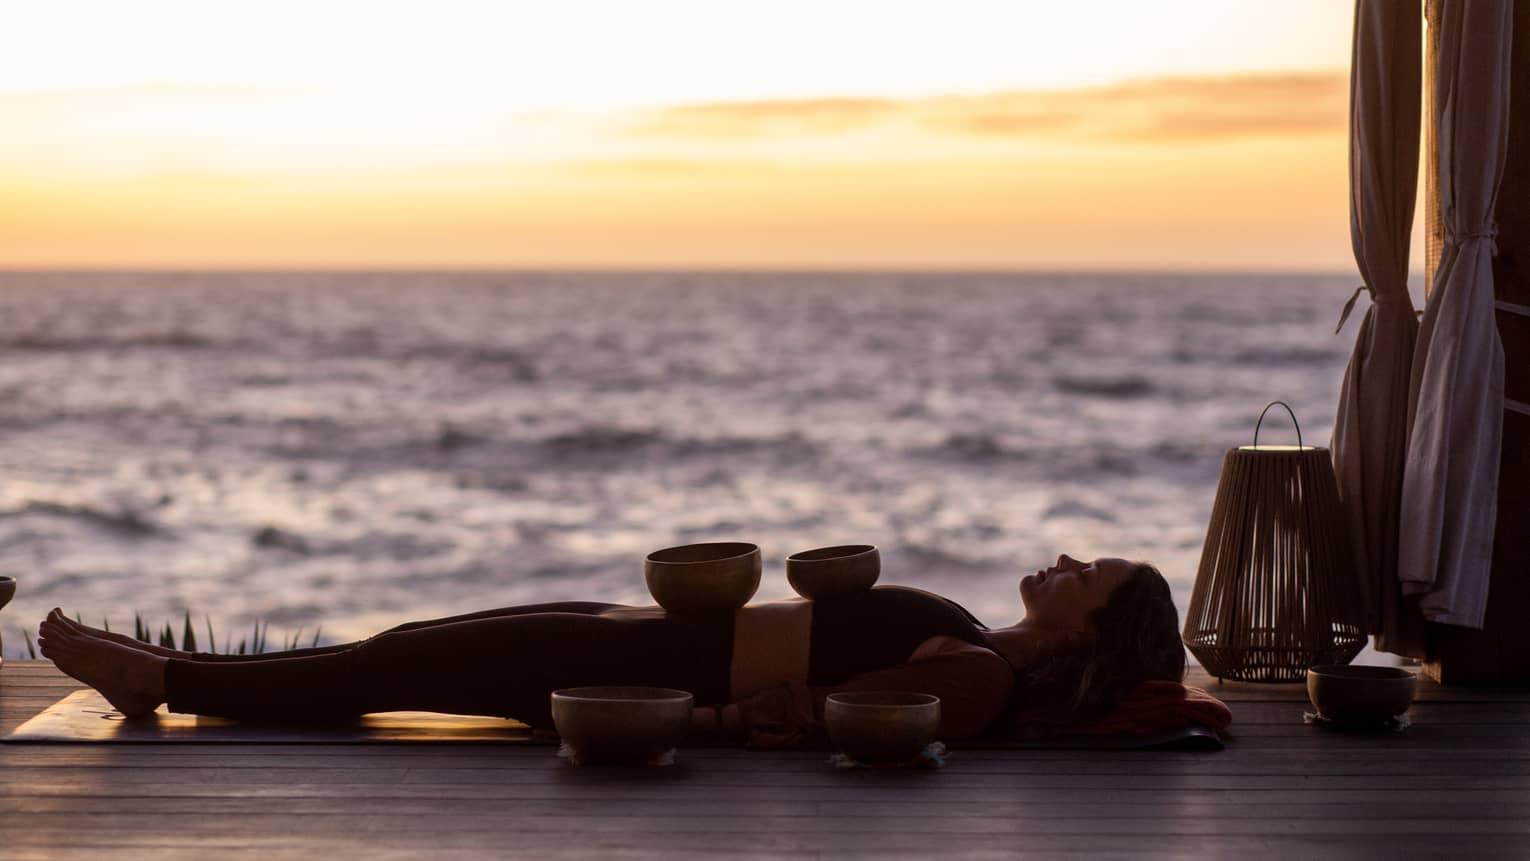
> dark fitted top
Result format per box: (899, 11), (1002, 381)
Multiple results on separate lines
(807, 585), (1000, 685)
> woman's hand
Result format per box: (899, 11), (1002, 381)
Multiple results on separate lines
(734, 681), (826, 750)
(687, 704), (721, 738)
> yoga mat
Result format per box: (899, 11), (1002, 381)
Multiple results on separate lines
(3, 690), (543, 744)
(5, 690), (1222, 750)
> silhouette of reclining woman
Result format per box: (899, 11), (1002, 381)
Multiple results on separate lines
(39, 554), (1185, 744)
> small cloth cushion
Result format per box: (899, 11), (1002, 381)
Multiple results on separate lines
(1063, 681), (1232, 737)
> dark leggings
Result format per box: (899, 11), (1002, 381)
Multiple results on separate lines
(163, 602), (734, 728)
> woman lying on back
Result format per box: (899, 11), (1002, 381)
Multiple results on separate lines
(38, 554), (1186, 744)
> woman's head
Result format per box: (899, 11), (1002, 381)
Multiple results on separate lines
(1019, 554), (1137, 633)
(1008, 554), (1186, 731)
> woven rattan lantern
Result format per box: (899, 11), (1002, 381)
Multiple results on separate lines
(1182, 402), (1366, 682)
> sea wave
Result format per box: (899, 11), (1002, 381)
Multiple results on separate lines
(919, 432), (1029, 462)
(3, 501), (165, 537)
(1041, 498), (1118, 523)
(882, 542), (996, 574)
(0, 331), (217, 352)
(1230, 346), (1344, 365)
(1051, 374), (1156, 399)
(533, 425), (820, 462)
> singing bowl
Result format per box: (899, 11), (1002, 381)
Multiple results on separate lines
(550, 686), (694, 761)
(824, 691), (941, 764)
(644, 542), (761, 613)
(786, 544), (880, 600)
(1306, 665), (1417, 726)
(0, 576), (13, 612)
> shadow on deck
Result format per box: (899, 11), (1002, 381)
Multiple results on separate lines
(3, 660), (1530, 859)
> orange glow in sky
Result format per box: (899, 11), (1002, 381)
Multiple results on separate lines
(0, 1), (1368, 270)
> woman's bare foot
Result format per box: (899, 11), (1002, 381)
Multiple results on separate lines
(39, 610), (167, 717)
(52, 613), (184, 659)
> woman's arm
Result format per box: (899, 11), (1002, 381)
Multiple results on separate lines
(811, 641), (1014, 737)
(703, 639), (1014, 747)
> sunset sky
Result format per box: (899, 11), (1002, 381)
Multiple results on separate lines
(1, 1), (1383, 270)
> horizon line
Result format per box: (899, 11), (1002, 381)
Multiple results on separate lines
(0, 264), (1361, 277)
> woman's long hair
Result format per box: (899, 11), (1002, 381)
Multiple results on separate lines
(1003, 562), (1185, 736)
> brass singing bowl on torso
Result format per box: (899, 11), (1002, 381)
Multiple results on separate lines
(644, 542), (761, 613)
(786, 544), (880, 600)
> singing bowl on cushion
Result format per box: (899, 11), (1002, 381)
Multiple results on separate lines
(824, 691), (940, 764)
(786, 544), (880, 600)
(644, 542), (761, 613)
(550, 686), (694, 761)
(1306, 665), (1417, 725)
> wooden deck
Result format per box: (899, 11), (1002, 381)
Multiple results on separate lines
(3, 660), (1530, 859)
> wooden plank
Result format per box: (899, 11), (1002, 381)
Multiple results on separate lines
(1189, 668), (1530, 703)
(4, 849), (804, 861)
(3, 760), (1523, 787)
(7, 810), (1530, 837)
(6, 739), (1529, 763)
(4, 742), (1530, 771)
(1224, 701), (1530, 724)
(1, 765), (1526, 791)
(3, 831), (1523, 858)
(5, 794), (1530, 821)
(4, 716), (1521, 752)
(0, 737), (1520, 763)
(7, 747), (1530, 771)
(0, 676), (82, 688)
(0, 781), (1514, 805)
(0, 661), (62, 673)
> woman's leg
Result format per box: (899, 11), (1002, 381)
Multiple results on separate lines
(379, 602), (624, 634)
(163, 610), (732, 728)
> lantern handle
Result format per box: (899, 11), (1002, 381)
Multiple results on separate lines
(1252, 401), (1303, 449)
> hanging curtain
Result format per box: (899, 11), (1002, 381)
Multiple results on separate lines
(1398, 0), (1513, 629)
(1331, 0), (1425, 656)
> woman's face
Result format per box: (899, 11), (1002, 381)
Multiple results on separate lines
(1019, 554), (1134, 634)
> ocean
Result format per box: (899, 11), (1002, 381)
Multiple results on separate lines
(0, 270), (1360, 656)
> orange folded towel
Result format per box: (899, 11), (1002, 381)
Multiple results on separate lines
(1065, 681), (1233, 736)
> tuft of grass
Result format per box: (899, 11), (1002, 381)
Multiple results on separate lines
(8, 613), (327, 659)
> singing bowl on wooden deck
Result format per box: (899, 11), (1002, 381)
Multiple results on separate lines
(550, 686), (694, 761)
(786, 544), (880, 600)
(824, 691), (941, 764)
(1306, 665), (1417, 726)
(644, 542), (761, 613)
